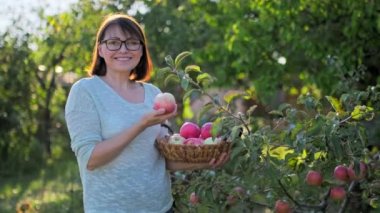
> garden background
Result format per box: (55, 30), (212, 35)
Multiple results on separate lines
(1, 0), (379, 212)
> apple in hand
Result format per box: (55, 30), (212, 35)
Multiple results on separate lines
(200, 122), (213, 139)
(274, 200), (291, 213)
(334, 165), (349, 182)
(306, 170), (323, 186)
(153, 92), (176, 113)
(330, 187), (346, 201)
(179, 122), (201, 139)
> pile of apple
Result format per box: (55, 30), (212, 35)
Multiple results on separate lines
(153, 92), (221, 145)
(169, 121), (222, 146)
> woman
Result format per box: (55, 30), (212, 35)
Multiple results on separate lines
(65, 14), (229, 213)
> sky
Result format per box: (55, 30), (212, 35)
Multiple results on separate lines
(0, 0), (149, 34)
(0, 0), (78, 33)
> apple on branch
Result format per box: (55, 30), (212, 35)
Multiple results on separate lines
(347, 161), (367, 181)
(306, 170), (323, 186)
(189, 192), (200, 205)
(274, 200), (292, 213)
(330, 186), (346, 201)
(153, 92), (176, 113)
(333, 165), (349, 182)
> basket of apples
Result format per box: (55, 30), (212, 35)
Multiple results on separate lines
(153, 92), (232, 163)
(156, 121), (232, 163)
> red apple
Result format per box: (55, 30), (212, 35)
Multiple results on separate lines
(200, 122), (213, 139)
(333, 165), (349, 182)
(233, 186), (246, 197)
(226, 194), (237, 205)
(184, 137), (204, 146)
(347, 162), (367, 181)
(306, 170), (323, 186)
(153, 92), (176, 113)
(274, 200), (291, 213)
(189, 192), (200, 205)
(179, 122), (201, 139)
(330, 187), (346, 201)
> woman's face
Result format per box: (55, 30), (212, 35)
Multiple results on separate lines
(98, 24), (143, 75)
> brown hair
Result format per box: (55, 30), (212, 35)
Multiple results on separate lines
(88, 14), (153, 81)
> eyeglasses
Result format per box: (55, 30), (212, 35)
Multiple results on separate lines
(101, 39), (142, 51)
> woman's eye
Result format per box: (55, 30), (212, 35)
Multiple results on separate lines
(128, 40), (140, 45)
(108, 40), (120, 46)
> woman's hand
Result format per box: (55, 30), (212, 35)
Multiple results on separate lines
(166, 151), (231, 171)
(140, 105), (177, 128)
(208, 151), (231, 169)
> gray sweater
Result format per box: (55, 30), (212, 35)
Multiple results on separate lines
(65, 76), (173, 213)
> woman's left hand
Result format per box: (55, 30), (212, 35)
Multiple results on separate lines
(208, 151), (231, 169)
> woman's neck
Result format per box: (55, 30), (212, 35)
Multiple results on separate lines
(101, 73), (138, 91)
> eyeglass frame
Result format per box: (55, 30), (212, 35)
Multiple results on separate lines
(100, 39), (143, 51)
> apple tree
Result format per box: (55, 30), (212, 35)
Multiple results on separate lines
(159, 52), (380, 212)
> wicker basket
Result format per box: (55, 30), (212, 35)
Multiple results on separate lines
(155, 136), (232, 163)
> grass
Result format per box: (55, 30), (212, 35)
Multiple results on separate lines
(0, 147), (84, 213)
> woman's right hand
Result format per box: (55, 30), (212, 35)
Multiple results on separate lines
(140, 105), (177, 128)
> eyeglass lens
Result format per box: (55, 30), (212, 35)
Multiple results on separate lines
(104, 39), (141, 51)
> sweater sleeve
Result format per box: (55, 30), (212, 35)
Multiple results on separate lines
(65, 81), (102, 171)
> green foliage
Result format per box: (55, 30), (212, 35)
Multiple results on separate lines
(161, 51), (380, 212)
(0, 33), (44, 175)
(145, 0), (380, 103)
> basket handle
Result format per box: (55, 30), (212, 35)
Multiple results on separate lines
(161, 123), (174, 135)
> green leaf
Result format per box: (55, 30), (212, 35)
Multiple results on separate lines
(164, 73), (179, 86)
(182, 97), (194, 119)
(164, 55), (174, 68)
(358, 126), (368, 146)
(196, 73), (213, 86)
(246, 105), (257, 116)
(197, 102), (215, 124)
(230, 126), (242, 140)
(181, 75), (189, 90)
(278, 103), (292, 112)
(330, 134), (343, 160)
(156, 66), (172, 79)
(269, 110), (283, 117)
(182, 89), (200, 102)
(350, 105), (374, 120)
(369, 197), (380, 209)
(223, 90), (244, 104)
(231, 145), (244, 160)
(212, 118), (223, 137)
(325, 96), (345, 115)
(185, 65), (201, 73)
(174, 51), (192, 68)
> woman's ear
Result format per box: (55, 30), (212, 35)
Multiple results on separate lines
(98, 45), (104, 58)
